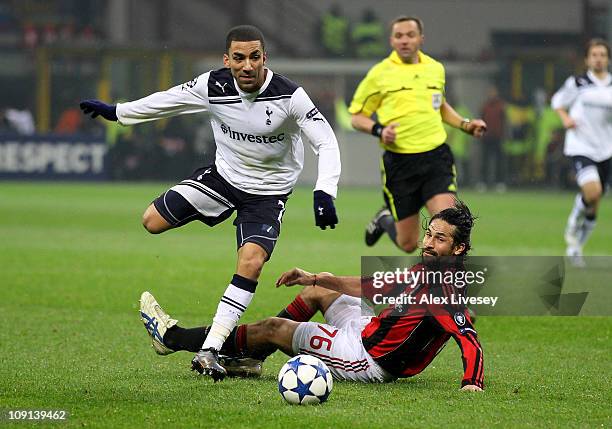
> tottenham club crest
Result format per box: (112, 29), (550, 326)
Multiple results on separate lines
(265, 106), (273, 125)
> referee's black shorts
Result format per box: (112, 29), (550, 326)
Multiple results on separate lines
(381, 143), (457, 221)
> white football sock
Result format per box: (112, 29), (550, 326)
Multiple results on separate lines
(567, 193), (586, 229)
(565, 194), (586, 247)
(202, 276), (256, 351)
(578, 219), (596, 247)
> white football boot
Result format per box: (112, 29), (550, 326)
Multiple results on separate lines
(139, 291), (178, 355)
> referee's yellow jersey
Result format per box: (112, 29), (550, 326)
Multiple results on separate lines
(349, 50), (447, 154)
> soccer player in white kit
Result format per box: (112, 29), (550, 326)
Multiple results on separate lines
(551, 39), (612, 266)
(79, 25), (341, 380)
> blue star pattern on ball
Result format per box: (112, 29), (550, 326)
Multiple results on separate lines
(293, 377), (315, 403)
(287, 357), (302, 373)
(314, 361), (329, 379)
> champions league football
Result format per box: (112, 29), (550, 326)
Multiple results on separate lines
(278, 355), (333, 405)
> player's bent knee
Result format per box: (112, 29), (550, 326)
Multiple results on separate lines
(142, 205), (171, 234)
(261, 317), (289, 337)
(583, 190), (602, 205)
(242, 251), (266, 267)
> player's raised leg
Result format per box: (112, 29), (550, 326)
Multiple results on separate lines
(142, 203), (173, 234)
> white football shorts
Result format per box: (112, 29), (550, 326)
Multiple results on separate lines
(291, 295), (394, 383)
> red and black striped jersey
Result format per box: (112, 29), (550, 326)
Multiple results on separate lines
(361, 263), (484, 389)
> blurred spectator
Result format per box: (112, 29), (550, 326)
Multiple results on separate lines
(55, 105), (83, 134)
(478, 85), (507, 189)
(42, 23), (58, 45)
(320, 5), (349, 57)
(444, 101), (473, 186)
(107, 131), (147, 180)
(503, 95), (536, 185)
(193, 114), (216, 167)
(352, 9), (386, 58)
(59, 20), (76, 43)
(533, 87), (548, 115)
(2, 106), (35, 135)
(158, 116), (195, 179)
(23, 21), (38, 48)
(535, 93), (564, 184)
(78, 24), (98, 44)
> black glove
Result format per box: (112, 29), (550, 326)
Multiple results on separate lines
(313, 190), (338, 230)
(79, 100), (118, 121)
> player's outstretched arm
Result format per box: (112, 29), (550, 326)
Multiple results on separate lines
(79, 100), (118, 121)
(85, 75), (209, 126)
(276, 268), (361, 297)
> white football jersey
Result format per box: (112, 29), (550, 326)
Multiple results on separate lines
(116, 68), (341, 197)
(551, 70), (612, 161)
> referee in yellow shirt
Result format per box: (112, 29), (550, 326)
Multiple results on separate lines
(350, 16), (487, 252)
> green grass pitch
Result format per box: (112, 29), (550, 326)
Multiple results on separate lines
(1, 183), (610, 428)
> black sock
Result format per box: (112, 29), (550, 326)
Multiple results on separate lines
(164, 324), (252, 356)
(276, 309), (293, 319)
(220, 324), (276, 361)
(581, 196), (591, 208)
(379, 214), (398, 244)
(163, 326), (209, 352)
(164, 324), (276, 361)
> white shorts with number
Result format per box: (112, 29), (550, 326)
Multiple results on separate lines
(291, 295), (395, 383)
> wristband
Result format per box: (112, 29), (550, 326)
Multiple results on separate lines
(371, 122), (384, 137)
(460, 118), (471, 133)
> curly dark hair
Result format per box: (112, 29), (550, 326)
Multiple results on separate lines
(429, 199), (475, 255)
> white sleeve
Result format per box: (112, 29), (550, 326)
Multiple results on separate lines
(290, 87), (341, 198)
(551, 76), (578, 110)
(116, 73), (210, 125)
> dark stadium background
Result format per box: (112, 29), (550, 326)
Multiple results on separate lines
(1, 1), (610, 428)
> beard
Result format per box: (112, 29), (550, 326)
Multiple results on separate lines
(420, 250), (463, 271)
